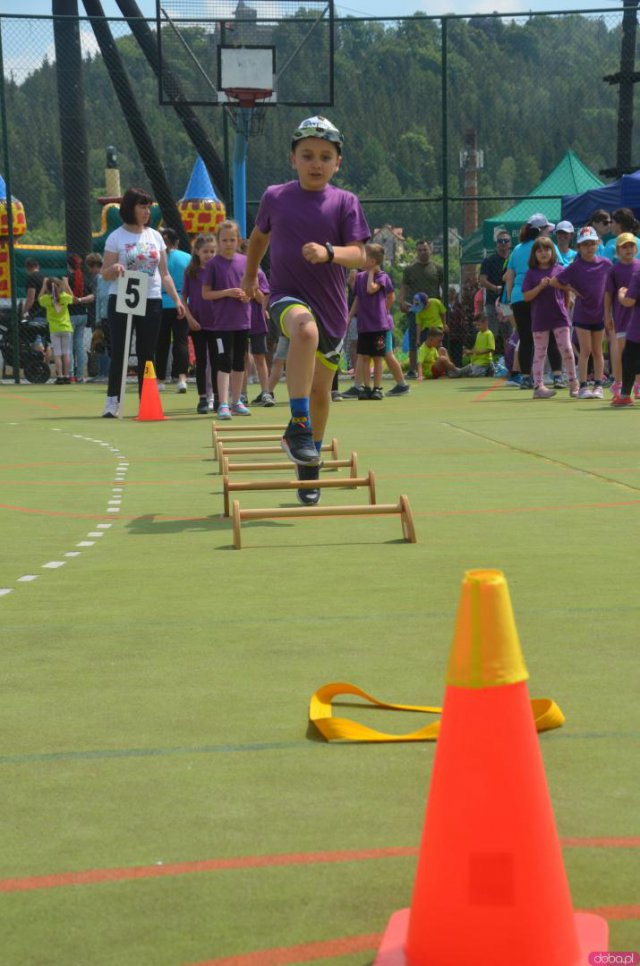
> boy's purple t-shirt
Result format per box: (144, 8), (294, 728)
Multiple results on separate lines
(255, 181), (370, 339)
(606, 261), (639, 335)
(182, 264), (216, 330)
(353, 270), (394, 333)
(250, 268), (270, 335)
(203, 252), (251, 331)
(624, 271), (640, 342)
(555, 256), (609, 326)
(522, 265), (570, 332)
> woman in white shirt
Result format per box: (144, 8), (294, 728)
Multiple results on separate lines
(100, 187), (185, 417)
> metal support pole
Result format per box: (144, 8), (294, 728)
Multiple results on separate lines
(0, 18), (20, 383)
(232, 110), (251, 238)
(441, 16), (449, 296)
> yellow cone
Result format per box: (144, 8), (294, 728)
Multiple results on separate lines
(445, 569), (529, 689)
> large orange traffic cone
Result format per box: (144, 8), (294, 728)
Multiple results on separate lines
(375, 569), (608, 966)
(136, 361), (166, 421)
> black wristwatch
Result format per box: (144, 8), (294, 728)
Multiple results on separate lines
(324, 242), (335, 263)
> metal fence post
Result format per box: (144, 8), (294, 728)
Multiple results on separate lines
(441, 15), (449, 296)
(0, 17), (20, 383)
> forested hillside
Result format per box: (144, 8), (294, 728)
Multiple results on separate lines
(2, 10), (628, 244)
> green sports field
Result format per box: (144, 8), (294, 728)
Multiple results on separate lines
(0, 378), (638, 965)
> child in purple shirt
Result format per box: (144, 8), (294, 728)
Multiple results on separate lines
(202, 220), (251, 419)
(183, 233), (218, 415)
(349, 243), (394, 400)
(522, 237), (579, 399)
(611, 267), (640, 406)
(241, 116), (369, 505)
(604, 233), (640, 398)
(247, 268), (274, 407)
(551, 225), (610, 398)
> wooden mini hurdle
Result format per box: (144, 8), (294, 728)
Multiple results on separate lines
(217, 438), (339, 474)
(230, 494), (417, 549)
(212, 432), (284, 457)
(222, 452), (358, 478)
(222, 469), (376, 517)
(211, 422), (283, 450)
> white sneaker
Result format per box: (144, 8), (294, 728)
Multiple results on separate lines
(207, 397), (215, 411)
(591, 385), (604, 399)
(176, 379), (188, 393)
(157, 383), (166, 392)
(577, 386), (593, 399)
(102, 396), (118, 418)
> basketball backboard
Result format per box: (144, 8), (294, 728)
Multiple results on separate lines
(156, 0), (333, 108)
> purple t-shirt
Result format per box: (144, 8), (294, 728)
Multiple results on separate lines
(624, 271), (640, 343)
(250, 268), (270, 335)
(555, 256), (610, 326)
(182, 264), (216, 330)
(521, 265), (570, 332)
(255, 181), (370, 340)
(354, 270), (394, 333)
(203, 253), (251, 331)
(606, 261), (639, 335)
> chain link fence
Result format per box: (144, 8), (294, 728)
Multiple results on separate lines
(0, 6), (636, 381)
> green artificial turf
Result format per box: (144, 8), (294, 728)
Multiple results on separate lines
(0, 379), (638, 964)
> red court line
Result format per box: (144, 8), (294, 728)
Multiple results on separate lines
(586, 904), (640, 921)
(191, 933), (381, 966)
(0, 392), (61, 411)
(472, 378), (504, 402)
(1, 840), (637, 895)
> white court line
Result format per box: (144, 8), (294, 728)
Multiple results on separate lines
(96, 524), (112, 529)
(17, 575), (39, 582)
(43, 561), (66, 569)
(76, 541), (95, 548)
(65, 552), (81, 558)
(0, 588), (13, 596)
(87, 532), (104, 538)
(107, 508), (119, 513)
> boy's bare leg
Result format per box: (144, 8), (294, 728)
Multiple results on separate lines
(373, 356), (384, 386)
(385, 351), (404, 383)
(284, 306), (318, 398)
(309, 361), (335, 444)
(217, 370), (230, 405)
(362, 355), (372, 389)
(268, 358), (284, 393)
(230, 369), (245, 404)
(253, 353), (270, 392)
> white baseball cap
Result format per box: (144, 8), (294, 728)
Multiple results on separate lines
(576, 226), (600, 245)
(527, 212), (555, 230)
(555, 220), (574, 234)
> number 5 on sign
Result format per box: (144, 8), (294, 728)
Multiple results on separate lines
(115, 271), (148, 418)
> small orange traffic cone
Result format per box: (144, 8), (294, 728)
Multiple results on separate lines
(136, 361), (166, 421)
(375, 569), (608, 966)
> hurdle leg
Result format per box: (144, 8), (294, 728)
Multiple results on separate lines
(232, 500), (242, 549)
(367, 469), (377, 505)
(399, 494), (417, 543)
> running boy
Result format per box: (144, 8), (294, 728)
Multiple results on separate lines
(241, 116), (369, 505)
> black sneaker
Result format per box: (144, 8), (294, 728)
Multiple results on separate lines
(296, 462), (321, 505)
(252, 391), (265, 404)
(197, 396), (209, 414)
(370, 387), (384, 400)
(405, 369), (418, 380)
(281, 418), (320, 466)
(340, 385), (361, 399)
(386, 383), (409, 396)
(358, 386), (373, 400)
(261, 391), (275, 407)
(331, 390), (342, 402)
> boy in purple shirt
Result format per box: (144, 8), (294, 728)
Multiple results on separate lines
(202, 220), (251, 419)
(242, 116), (369, 505)
(551, 225), (610, 398)
(604, 233), (640, 398)
(349, 243), (394, 400)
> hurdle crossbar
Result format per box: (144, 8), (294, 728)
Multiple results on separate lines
(222, 470), (376, 517)
(231, 494), (417, 549)
(222, 452), (358, 478)
(218, 438), (339, 474)
(212, 432), (283, 456)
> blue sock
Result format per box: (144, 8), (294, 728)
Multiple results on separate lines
(314, 439), (322, 453)
(290, 397), (310, 424)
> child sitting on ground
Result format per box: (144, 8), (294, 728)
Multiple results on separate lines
(465, 313), (496, 376)
(418, 328), (467, 380)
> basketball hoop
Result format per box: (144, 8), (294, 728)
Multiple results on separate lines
(222, 88), (273, 137)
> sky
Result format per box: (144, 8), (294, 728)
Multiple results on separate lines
(0, 0), (626, 84)
(0, 0), (627, 22)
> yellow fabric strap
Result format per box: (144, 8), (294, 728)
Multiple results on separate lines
(309, 681), (565, 743)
